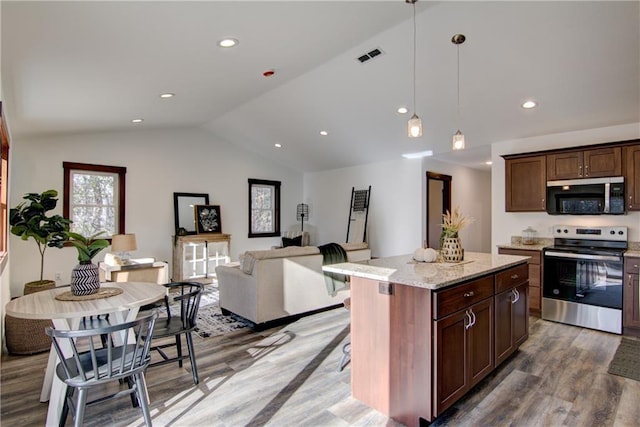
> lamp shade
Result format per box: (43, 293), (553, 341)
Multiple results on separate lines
(408, 114), (423, 138)
(111, 234), (137, 252)
(452, 130), (465, 150)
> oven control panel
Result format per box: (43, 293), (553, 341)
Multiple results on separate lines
(552, 225), (627, 241)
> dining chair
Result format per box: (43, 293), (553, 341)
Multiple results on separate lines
(148, 282), (203, 385)
(46, 311), (158, 427)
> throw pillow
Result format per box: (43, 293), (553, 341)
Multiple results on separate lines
(240, 253), (256, 275)
(282, 235), (303, 247)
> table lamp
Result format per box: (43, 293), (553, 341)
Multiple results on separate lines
(111, 233), (137, 265)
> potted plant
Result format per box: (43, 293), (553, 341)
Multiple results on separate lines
(440, 206), (474, 262)
(9, 189), (70, 289)
(6, 190), (69, 354)
(66, 231), (109, 296)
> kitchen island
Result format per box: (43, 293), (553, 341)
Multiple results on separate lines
(323, 252), (530, 427)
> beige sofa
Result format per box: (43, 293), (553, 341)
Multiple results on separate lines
(215, 243), (370, 328)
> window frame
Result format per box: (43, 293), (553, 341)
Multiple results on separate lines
(0, 102), (9, 257)
(63, 162), (127, 240)
(248, 178), (281, 238)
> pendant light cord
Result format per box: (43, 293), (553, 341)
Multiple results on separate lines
(412, 1), (417, 114)
(456, 43), (460, 128)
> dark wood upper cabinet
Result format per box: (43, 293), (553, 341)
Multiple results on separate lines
(505, 155), (546, 212)
(624, 144), (640, 211)
(547, 147), (621, 180)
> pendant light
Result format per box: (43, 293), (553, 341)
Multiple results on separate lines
(452, 33), (466, 150)
(407, 0), (422, 138)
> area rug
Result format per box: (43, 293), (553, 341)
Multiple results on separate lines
(608, 337), (640, 382)
(160, 283), (253, 339)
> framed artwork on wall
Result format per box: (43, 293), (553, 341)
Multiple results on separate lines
(195, 205), (222, 234)
(173, 192), (209, 235)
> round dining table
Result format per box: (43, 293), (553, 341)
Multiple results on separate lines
(5, 282), (166, 426)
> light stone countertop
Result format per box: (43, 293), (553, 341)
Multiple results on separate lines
(323, 252), (530, 290)
(625, 250), (640, 258)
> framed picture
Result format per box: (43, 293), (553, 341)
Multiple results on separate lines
(173, 192), (209, 235)
(195, 205), (222, 234)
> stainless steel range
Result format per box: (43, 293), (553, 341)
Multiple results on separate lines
(542, 225), (627, 334)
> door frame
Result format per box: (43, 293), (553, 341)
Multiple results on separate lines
(426, 171), (452, 248)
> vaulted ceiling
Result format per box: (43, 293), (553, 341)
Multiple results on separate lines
(2, 1), (639, 172)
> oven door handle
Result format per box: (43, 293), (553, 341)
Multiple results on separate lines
(544, 251), (621, 262)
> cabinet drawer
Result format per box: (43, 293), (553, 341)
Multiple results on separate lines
(433, 276), (494, 319)
(626, 258), (640, 274)
(496, 264), (529, 293)
(498, 248), (540, 264)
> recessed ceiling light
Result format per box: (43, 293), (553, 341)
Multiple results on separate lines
(402, 150), (433, 159)
(485, 161), (493, 165)
(274, 143), (282, 148)
(319, 131), (328, 136)
(397, 107), (408, 114)
(522, 100), (537, 109)
(131, 118), (144, 123)
(218, 38), (238, 48)
(159, 93), (175, 99)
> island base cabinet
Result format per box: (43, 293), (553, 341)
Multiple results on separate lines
(350, 277), (432, 427)
(495, 282), (529, 366)
(434, 297), (494, 417)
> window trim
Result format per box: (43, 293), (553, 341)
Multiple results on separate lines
(0, 102), (9, 257)
(63, 162), (127, 240)
(248, 178), (281, 238)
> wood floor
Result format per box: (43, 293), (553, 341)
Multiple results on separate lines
(2, 308), (640, 426)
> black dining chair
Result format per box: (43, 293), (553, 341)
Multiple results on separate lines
(46, 311), (158, 427)
(148, 282), (203, 385)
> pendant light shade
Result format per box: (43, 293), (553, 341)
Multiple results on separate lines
(452, 130), (465, 150)
(407, 0), (422, 138)
(452, 33), (466, 150)
(408, 114), (423, 138)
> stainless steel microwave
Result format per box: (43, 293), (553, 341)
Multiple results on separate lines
(546, 177), (625, 215)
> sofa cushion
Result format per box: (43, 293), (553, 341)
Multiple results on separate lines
(240, 246), (321, 275)
(340, 242), (369, 251)
(282, 235), (303, 247)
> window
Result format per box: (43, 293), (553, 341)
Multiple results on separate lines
(0, 102), (9, 255)
(63, 162), (126, 238)
(248, 179), (280, 238)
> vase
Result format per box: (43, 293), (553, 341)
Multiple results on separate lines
(441, 237), (464, 263)
(70, 262), (100, 296)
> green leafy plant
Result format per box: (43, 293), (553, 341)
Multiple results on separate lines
(66, 231), (110, 264)
(9, 189), (70, 281)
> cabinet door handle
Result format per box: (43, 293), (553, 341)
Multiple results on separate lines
(469, 310), (477, 328)
(464, 291), (475, 298)
(511, 288), (520, 304)
(511, 274), (519, 280)
(585, 165), (589, 176)
(542, 198), (545, 209)
(579, 165), (583, 177)
(464, 310), (472, 330)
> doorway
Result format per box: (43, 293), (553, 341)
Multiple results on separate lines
(426, 172), (452, 249)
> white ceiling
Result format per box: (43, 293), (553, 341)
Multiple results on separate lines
(2, 1), (639, 172)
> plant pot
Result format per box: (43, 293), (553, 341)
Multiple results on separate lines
(5, 280), (56, 355)
(70, 262), (100, 296)
(441, 237), (464, 263)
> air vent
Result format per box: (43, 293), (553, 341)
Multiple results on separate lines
(357, 48), (384, 63)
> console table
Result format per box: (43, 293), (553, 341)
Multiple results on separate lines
(99, 260), (169, 284)
(172, 234), (231, 281)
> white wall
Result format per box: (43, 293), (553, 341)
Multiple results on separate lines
(304, 158), (423, 258)
(422, 158), (492, 253)
(8, 127), (303, 297)
(491, 123), (640, 251)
